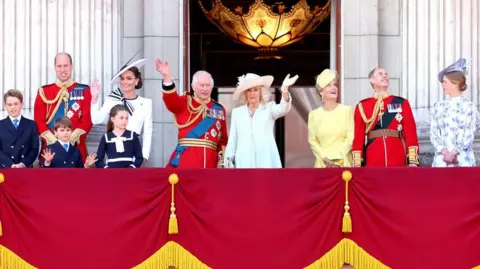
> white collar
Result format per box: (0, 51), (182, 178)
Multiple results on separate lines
(449, 95), (462, 101)
(9, 115), (21, 123)
(58, 140), (70, 148)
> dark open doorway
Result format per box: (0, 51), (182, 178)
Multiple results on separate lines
(184, 0), (339, 167)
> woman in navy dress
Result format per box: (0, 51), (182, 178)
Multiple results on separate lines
(94, 105), (143, 168)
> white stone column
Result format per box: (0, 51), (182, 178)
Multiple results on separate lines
(342, 0), (379, 107)
(142, 0), (181, 167)
(402, 0), (480, 164)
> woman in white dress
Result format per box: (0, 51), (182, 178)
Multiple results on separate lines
(430, 58), (477, 167)
(224, 73), (298, 168)
(90, 58), (153, 166)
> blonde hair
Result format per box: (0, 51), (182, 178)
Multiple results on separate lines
(240, 86), (269, 104)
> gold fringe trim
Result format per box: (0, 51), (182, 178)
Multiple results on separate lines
(304, 239), (390, 269)
(304, 240), (345, 269)
(0, 245), (37, 269)
(132, 241), (211, 269)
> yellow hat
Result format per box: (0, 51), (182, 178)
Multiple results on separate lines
(315, 69), (338, 89)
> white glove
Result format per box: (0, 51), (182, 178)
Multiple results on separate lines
(281, 74), (299, 92)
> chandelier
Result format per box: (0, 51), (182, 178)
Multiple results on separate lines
(198, 0), (331, 59)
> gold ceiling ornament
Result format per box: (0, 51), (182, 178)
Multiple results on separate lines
(198, 0), (331, 59)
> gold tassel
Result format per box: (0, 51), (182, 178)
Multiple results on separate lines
(342, 171), (352, 233)
(168, 174), (179, 235)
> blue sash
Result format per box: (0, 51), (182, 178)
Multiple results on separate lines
(169, 102), (222, 167)
(47, 84), (88, 129)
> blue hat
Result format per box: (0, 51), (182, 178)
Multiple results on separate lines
(438, 58), (467, 82)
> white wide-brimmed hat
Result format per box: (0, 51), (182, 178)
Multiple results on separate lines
(111, 54), (147, 85)
(233, 73), (274, 103)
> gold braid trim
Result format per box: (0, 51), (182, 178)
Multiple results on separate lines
(304, 238), (390, 269)
(359, 98), (384, 134)
(0, 244), (37, 268)
(174, 95), (208, 129)
(40, 130), (57, 145)
(132, 241), (211, 269)
(352, 150), (362, 167)
(408, 146), (419, 165)
(39, 86), (70, 125)
(162, 88), (176, 94)
(70, 128), (86, 145)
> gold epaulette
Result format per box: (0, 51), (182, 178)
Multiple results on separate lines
(40, 130), (57, 145)
(70, 128), (86, 145)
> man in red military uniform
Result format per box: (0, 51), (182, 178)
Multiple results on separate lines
(155, 58), (228, 168)
(34, 52), (92, 162)
(352, 67), (419, 167)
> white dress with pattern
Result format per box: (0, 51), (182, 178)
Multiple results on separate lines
(430, 96), (477, 167)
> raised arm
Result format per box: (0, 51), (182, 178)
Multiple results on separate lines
(270, 74), (298, 120)
(155, 58), (186, 114)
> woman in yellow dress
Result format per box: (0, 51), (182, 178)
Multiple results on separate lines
(308, 69), (354, 168)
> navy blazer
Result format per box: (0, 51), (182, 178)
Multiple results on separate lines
(42, 141), (83, 168)
(0, 116), (40, 168)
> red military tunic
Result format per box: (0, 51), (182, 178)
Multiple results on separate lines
(163, 86), (228, 168)
(352, 94), (419, 167)
(34, 80), (92, 162)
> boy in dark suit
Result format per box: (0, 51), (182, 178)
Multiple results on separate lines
(41, 117), (96, 168)
(0, 89), (40, 168)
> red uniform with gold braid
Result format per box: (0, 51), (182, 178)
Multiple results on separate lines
(163, 82), (228, 168)
(34, 80), (92, 162)
(352, 93), (419, 167)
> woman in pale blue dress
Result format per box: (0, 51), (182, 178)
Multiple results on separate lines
(430, 58), (477, 167)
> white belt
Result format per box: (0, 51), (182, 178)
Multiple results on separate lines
(107, 157), (134, 163)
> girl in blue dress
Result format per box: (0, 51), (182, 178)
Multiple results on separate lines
(94, 105), (143, 168)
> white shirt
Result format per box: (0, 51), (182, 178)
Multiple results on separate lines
(9, 115), (21, 126)
(91, 96), (153, 160)
(58, 140), (70, 151)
